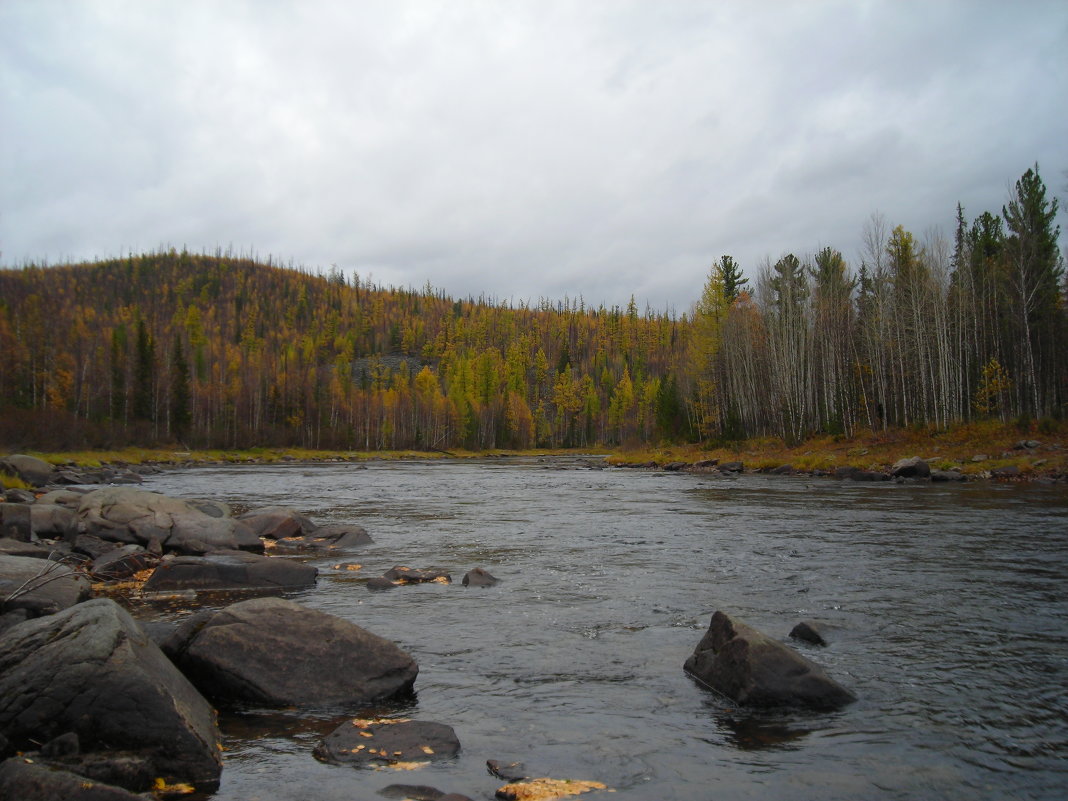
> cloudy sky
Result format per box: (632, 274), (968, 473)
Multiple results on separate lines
(2, 1), (1065, 312)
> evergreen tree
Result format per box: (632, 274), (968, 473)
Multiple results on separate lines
(170, 338), (191, 439)
(133, 319), (156, 422)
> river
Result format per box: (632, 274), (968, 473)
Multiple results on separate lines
(140, 457), (1068, 801)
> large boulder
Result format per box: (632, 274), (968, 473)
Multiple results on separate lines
(0, 554), (91, 617)
(0, 598), (222, 788)
(141, 550), (317, 593)
(0, 454), (54, 487)
(684, 611), (856, 710)
(890, 456), (930, 479)
(90, 545), (159, 581)
(0, 503), (33, 542)
(169, 597), (418, 708)
(30, 503), (78, 540)
(314, 719), (460, 767)
(238, 505), (316, 538)
(78, 487), (262, 555)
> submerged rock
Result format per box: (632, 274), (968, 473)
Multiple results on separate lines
(170, 597), (418, 708)
(684, 610), (855, 710)
(462, 567), (499, 587)
(789, 620), (828, 647)
(0, 598), (222, 788)
(314, 719), (460, 767)
(272, 523), (373, 552)
(383, 565), (452, 584)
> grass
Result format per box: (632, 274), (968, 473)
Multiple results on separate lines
(0, 471), (33, 490)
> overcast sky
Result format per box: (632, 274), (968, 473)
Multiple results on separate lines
(2, 1), (1065, 312)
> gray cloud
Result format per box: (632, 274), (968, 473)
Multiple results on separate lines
(2, 0), (1065, 312)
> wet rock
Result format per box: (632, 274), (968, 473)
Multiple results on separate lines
(834, 466), (860, 479)
(930, 470), (966, 482)
(0, 503), (32, 542)
(238, 505), (316, 538)
(0, 598), (222, 788)
(171, 597), (418, 708)
(3, 488), (36, 504)
(0, 758), (147, 801)
(462, 567), (499, 587)
(718, 461), (744, 473)
(366, 576), (398, 591)
(890, 456), (930, 479)
(90, 545), (159, 581)
(662, 462), (688, 472)
(495, 778), (608, 800)
(789, 620), (828, 646)
(0, 554), (91, 616)
(693, 459), (719, 469)
(487, 760), (529, 782)
(78, 487), (262, 555)
(684, 610), (856, 709)
(850, 470), (890, 481)
(379, 784), (448, 800)
(40, 731), (81, 759)
(272, 523), (373, 552)
(30, 502), (78, 540)
(384, 565), (452, 584)
(314, 719), (460, 767)
(0, 454), (54, 487)
(141, 550), (317, 593)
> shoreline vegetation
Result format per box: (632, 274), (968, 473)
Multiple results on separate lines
(5, 420), (1065, 485)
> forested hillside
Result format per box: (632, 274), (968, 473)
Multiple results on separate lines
(0, 251), (690, 450)
(1, 165), (1063, 452)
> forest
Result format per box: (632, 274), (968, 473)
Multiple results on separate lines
(0, 165), (1064, 452)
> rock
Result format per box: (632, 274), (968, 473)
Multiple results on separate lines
(833, 466), (860, 479)
(850, 470), (890, 482)
(991, 465), (1021, 478)
(789, 620), (828, 646)
(30, 503), (78, 540)
(3, 488), (36, 504)
(971, 454), (988, 462)
(0, 598), (222, 787)
(78, 487), (263, 555)
(0, 537), (54, 559)
(495, 778), (608, 800)
(1014, 440), (1040, 450)
(890, 456), (930, 479)
(90, 545), (159, 581)
(37, 489), (87, 508)
(73, 533), (121, 560)
(462, 567), (499, 587)
(0, 609), (30, 634)
(684, 611), (856, 709)
(383, 565), (452, 584)
(40, 731), (81, 759)
(379, 784), (448, 800)
(0, 554), (91, 616)
(272, 523), (373, 552)
(0, 503), (32, 542)
(693, 459), (719, 469)
(718, 461), (744, 473)
(141, 550), (317, 593)
(487, 760), (529, 782)
(0, 454), (54, 487)
(769, 464), (794, 475)
(0, 758), (147, 801)
(314, 719), (460, 767)
(930, 470), (966, 482)
(662, 462), (688, 472)
(171, 597), (418, 707)
(238, 506), (316, 538)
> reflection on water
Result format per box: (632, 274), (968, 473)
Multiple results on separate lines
(144, 459), (1068, 801)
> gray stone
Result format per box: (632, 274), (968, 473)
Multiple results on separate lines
(37, 489), (87, 508)
(718, 461), (744, 473)
(0, 758), (146, 801)
(0, 599), (222, 787)
(890, 456), (930, 479)
(462, 567), (499, 587)
(991, 465), (1021, 478)
(141, 550), (317, 593)
(272, 523), (373, 552)
(0, 538), (55, 559)
(383, 565), (452, 584)
(30, 503), (78, 540)
(684, 611), (856, 710)
(0, 554), (91, 617)
(930, 470), (966, 482)
(171, 597), (418, 708)
(238, 505), (316, 538)
(3, 488), (36, 504)
(789, 620), (828, 646)
(0, 503), (32, 542)
(90, 545), (158, 581)
(0, 454), (54, 487)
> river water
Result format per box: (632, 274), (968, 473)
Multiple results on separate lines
(140, 457), (1068, 801)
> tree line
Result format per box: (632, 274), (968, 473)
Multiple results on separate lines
(691, 165), (1065, 443)
(1, 164), (1062, 452)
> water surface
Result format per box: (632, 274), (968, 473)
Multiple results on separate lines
(143, 458), (1068, 801)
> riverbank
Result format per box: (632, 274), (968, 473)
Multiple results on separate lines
(3, 420), (1067, 487)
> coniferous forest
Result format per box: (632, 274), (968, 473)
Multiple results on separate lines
(1, 166), (1064, 452)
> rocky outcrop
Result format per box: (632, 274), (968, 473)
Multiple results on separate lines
(169, 597), (418, 708)
(29, 503), (78, 540)
(313, 719), (460, 767)
(0, 598), (222, 788)
(684, 611), (855, 709)
(0, 454), (54, 487)
(78, 487), (262, 555)
(890, 456), (930, 479)
(141, 550), (317, 593)
(0, 554), (91, 617)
